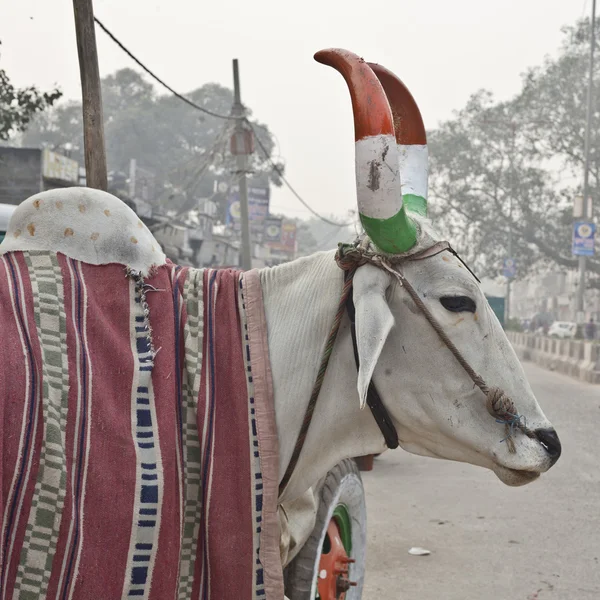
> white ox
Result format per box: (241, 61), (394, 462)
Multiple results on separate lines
(0, 49), (560, 596)
(270, 49), (560, 498)
(268, 237), (559, 502)
(268, 49), (561, 571)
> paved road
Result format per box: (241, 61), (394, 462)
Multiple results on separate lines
(361, 363), (599, 600)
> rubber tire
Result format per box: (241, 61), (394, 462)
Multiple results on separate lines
(284, 459), (367, 600)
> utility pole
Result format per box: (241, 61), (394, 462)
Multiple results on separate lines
(576, 0), (597, 318)
(483, 118), (519, 325)
(506, 195), (513, 324)
(505, 122), (517, 325)
(129, 158), (137, 199)
(72, 0), (107, 191)
(504, 121), (517, 327)
(231, 59), (252, 271)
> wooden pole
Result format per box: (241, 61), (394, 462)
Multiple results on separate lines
(232, 59), (252, 270)
(72, 0), (107, 191)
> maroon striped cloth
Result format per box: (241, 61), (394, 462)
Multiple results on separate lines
(0, 251), (283, 600)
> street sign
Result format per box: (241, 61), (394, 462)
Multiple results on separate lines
(572, 221), (596, 256)
(503, 258), (517, 279)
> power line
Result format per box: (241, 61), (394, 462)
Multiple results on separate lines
(248, 121), (352, 227)
(94, 17), (235, 121)
(93, 15), (351, 227)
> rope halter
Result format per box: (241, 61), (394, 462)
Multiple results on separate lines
(335, 238), (536, 454)
(279, 238), (535, 496)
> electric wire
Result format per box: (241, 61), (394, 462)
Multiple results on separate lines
(94, 16), (352, 228)
(248, 120), (352, 227)
(94, 17), (235, 121)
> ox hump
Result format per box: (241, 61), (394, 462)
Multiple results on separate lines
(0, 187), (166, 275)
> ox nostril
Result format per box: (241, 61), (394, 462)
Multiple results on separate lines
(534, 428), (561, 462)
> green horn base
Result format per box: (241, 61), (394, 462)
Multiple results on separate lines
(360, 209), (418, 254)
(402, 194), (427, 217)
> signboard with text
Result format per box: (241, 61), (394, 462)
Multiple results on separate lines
(268, 221), (297, 254)
(226, 186), (270, 233)
(264, 217), (283, 243)
(572, 221), (596, 256)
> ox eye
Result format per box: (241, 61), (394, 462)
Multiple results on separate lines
(440, 296), (476, 313)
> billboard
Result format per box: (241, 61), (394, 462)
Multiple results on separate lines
(226, 185), (270, 233)
(281, 222), (297, 252)
(264, 217), (283, 243)
(268, 221), (297, 254)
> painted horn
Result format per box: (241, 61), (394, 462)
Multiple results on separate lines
(314, 49), (418, 253)
(368, 63), (428, 217)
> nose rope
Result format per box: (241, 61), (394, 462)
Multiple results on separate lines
(336, 243), (536, 453)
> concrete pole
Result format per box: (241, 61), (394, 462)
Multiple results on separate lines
(576, 0), (597, 318)
(505, 123), (517, 325)
(505, 203), (512, 324)
(129, 158), (136, 199)
(232, 59), (252, 271)
(72, 0), (107, 191)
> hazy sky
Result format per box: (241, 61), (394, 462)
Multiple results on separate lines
(0, 0), (590, 220)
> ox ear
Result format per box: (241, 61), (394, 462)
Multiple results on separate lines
(353, 264), (394, 409)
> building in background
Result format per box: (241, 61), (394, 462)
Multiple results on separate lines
(0, 147), (80, 204)
(196, 234), (239, 268)
(511, 270), (600, 324)
(0, 149), (302, 270)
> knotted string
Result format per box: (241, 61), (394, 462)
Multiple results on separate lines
(335, 241), (535, 453)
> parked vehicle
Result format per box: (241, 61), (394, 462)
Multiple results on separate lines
(548, 321), (577, 339)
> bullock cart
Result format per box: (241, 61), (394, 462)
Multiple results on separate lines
(0, 5), (561, 596)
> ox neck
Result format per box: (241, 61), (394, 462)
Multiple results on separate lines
(259, 251), (388, 503)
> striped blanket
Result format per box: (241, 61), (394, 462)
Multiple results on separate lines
(0, 252), (283, 600)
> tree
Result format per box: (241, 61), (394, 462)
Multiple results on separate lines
(22, 68), (281, 216)
(0, 41), (62, 140)
(429, 92), (567, 277)
(429, 18), (600, 290)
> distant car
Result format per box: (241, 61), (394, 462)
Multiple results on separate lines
(547, 321), (577, 339)
(0, 203), (17, 243)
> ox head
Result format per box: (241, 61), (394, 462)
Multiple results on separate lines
(316, 49), (561, 485)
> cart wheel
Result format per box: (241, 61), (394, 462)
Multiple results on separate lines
(284, 459), (366, 600)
